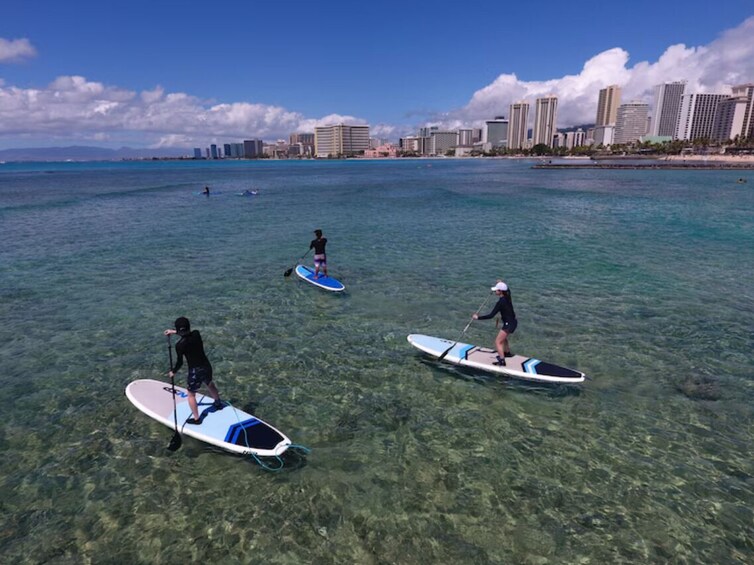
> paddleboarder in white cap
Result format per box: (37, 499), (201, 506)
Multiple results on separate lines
(473, 280), (517, 366)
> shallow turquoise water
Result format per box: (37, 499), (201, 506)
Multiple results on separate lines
(1, 159), (753, 563)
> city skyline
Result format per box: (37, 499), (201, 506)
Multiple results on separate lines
(0, 2), (753, 150)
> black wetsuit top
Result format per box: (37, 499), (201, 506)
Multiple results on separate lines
(310, 237), (327, 255)
(172, 330), (211, 372)
(478, 295), (516, 325)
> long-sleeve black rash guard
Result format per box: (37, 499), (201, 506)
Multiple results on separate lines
(172, 330), (211, 373)
(478, 296), (517, 325)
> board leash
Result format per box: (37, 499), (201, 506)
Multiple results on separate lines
(227, 400), (310, 472)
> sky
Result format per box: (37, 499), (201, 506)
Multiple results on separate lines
(1, 0), (753, 150)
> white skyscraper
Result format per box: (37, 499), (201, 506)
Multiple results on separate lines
(507, 101), (530, 150)
(614, 101), (649, 145)
(650, 81), (686, 137)
(533, 95), (558, 146)
(675, 94), (728, 141)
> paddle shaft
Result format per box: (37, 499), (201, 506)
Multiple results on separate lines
(438, 294), (492, 361)
(284, 248), (311, 277)
(166, 335), (182, 450)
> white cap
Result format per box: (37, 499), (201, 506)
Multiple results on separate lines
(491, 282), (508, 292)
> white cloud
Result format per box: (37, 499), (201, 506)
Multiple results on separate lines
(435, 16), (754, 129)
(0, 17), (753, 147)
(0, 38), (37, 63)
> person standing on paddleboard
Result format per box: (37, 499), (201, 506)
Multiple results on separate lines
(473, 281), (517, 366)
(310, 229), (328, 279)
(164, 317), (224, 424)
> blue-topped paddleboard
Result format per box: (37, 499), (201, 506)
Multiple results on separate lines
(294, 265), (345, 292)
(407, 334), (586, 384)
(125, 379), (292, 456)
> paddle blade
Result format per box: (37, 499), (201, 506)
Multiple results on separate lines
(284, 267), (293, 277)
(167, 432), (182, 451)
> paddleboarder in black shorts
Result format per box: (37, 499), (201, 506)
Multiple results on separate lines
(164, 317), (224, 424)
(473, 281), (517, 366)
(310, 229), (328, 279)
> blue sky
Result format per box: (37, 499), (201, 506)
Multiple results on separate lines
(1, 0), (753, 149)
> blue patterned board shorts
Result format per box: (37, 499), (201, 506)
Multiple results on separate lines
(314, 253), (327, 268)
(187, 365), (213, 392)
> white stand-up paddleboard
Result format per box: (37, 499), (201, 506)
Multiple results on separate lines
(407, 334), (586, 384)
(295, 265), (345, 292)
(126, 379), (292, 456)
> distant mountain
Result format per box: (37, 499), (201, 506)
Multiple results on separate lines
(559, 123), (595, 133)
(0, 145), (191, 162)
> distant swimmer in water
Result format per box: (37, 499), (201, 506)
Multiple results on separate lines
(736, 178), (747, 184)
(202, 186), (210, 196)
(241, 189), (259, 196)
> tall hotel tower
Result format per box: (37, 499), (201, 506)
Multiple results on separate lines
(533, 95), (558, 146)
(595, 85), (621, 126)
(675, 93), (728, 141)
(650, 81), (686, 137)
(614, 101), (649, 145)
(712, 83), (754, 141)
(507, 101), (530, 150)
(314, 124), (370, 157)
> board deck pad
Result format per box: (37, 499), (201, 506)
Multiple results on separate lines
(407, 334), (586, 384)
(295, 265), (345, 292)
(126, 379), (291, 456)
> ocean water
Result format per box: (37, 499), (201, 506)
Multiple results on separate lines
(1, 158), (752, 563)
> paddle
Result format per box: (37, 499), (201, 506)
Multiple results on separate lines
(283, 248), (311, 277)
(166, 334), (182, 452)
(438, 293), (492, 361)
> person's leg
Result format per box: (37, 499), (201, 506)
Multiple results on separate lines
(206, 381), (220, 401)
(494, 330), (509, 364)
(202, 369), (224, 410)
(188, 391), (200, 420)
(322, 258), (328, 277)
(207, 382), (223, 408)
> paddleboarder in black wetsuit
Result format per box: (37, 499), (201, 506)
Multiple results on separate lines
(164, 317), (223, 424)
(473, 281), (517, 366)
(309, 229), (328, 279)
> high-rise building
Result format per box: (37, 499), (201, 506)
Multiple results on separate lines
(314, 124), (370, 157)
(485, 117), (509, 148)
(614, 101), (649, 145)
(565, 129), (586, 149)
(193, 148), (202, 159)
(290, 132), (315, 156)
(650, 81), (686, 137)
(508, 102), (530, 150)
(533, 95), (558, 146)
(595, 85), (622, 126)
(593, 125), (615, 146)
(458, 128), (475, 147)
(675, 93), (728, 141)
(399, 136), (421, 154)
(428, 131), (459, 155)
(712, 83), (754, 141)
(243, 139), (264, 158)
(735, 83), (754, 139)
